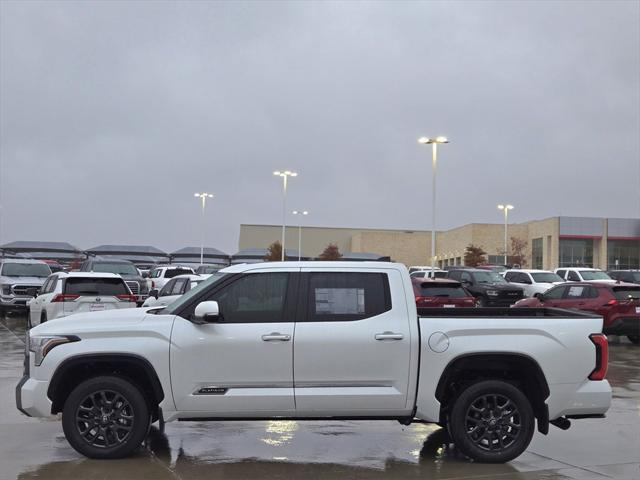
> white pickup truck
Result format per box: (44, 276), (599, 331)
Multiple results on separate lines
(16, 262), (611, 463)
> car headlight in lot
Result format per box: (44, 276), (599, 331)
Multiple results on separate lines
(1, 284), (11, 295)
(29, 335), (79, 366)
(486, 290), (499, 296)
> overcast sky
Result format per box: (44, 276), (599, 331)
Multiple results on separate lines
(1, 0), (638, 255)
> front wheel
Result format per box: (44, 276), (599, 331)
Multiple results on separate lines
(627, 335), (640, 345)
(62, 376), (150, 459)
(448, 380), (535, 463)
(475, 296), (487, 308)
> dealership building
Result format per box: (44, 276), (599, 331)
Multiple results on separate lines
(239, 216), (640, 270)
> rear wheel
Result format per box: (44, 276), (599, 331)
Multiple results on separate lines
(448, 380), (534, 463)
(627, 335), (640, 345)
(62, 376), (150, 459)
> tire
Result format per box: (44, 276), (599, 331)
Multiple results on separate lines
(475, 296), (487, 308)
(448, 380), (535, 463)
(62, 376), (150, 459)
(627, 335), (640, 345)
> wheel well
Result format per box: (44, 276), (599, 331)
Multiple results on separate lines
(435, 353), (550, 434)
(48, 354), (165, 419)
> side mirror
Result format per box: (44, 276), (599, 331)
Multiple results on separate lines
(194, 301), (220, 323)
(149, 289), (159, 299)
(463, 280), (472, 286)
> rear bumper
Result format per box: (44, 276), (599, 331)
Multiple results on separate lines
(603, 317), (640, 336)
(548, 380), (612, 419)
(486, 297), (522, 307)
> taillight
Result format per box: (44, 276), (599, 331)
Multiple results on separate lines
(589, 333), (608, 380)
(416, 296), (434, 304)
(117, 294), (138, 302)
(603, 299), (618, 307)
(51, 294), (80, 302)
(151, 281), (155, 288)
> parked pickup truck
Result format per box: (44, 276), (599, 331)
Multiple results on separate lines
(16, 262), (611, 463)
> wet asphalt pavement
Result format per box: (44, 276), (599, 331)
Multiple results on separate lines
(1, 314), (638, 480)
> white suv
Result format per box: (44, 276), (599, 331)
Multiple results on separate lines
(503, 269), (565, 297)
(554, 267), (615, 283)
(28, 272), (137, 327)
(142, 274), (206, 308)
(148, 266), (196, 291)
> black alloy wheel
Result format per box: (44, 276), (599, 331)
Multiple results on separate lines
(448, 380), (534, 463)
(62, 376), (149, 459)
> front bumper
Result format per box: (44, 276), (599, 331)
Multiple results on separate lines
(603, 317), (640, 336)
(0, 296), (30, 309)
(15, 376), (52, 417)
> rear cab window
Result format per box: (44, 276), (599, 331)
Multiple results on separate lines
(64, 277), (129, 296)
(165, 269), (194, 279)
(306, 272), (391, 322)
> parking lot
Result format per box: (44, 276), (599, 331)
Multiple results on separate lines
(0, 313), (637, 480)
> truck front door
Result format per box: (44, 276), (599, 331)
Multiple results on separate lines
(170, 270), (297, 415)
(294, 268), (414, 416)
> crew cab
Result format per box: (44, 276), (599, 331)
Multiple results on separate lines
(16, 262), (611, 463)
(554, 268), (615, 283)
(148, 266), (196, 290)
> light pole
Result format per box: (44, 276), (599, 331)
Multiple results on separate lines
(497, 204), (514, 265)
(292, 210), (309, 261)
(418, 136), (449, 269)
(194, 192), (214, 266)
(273, 170), (297, 261)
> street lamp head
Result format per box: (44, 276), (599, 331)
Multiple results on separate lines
(498, 204), (514, 210)
(506, 204), (514, 210)
(418, 136), (449, 145)
(273, 171), (281, 176)
(194, 193), (200, 197)
(293, 210), (309, 215)
(274, 170), (298, 177)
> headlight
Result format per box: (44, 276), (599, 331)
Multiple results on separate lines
(1, 284), (11, 295)
(486, 290), (499, 296)
(29, 335), (79, 366)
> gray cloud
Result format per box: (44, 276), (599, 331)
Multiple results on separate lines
(1, 0), (638, 255)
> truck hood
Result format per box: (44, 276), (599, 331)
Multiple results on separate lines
(0, 276), (47, 285)
(30, 308), (149, 336)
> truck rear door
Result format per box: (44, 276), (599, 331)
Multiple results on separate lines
(294, 268), (414, 415)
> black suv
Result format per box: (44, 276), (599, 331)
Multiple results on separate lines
(607, 270), (640, 285)
(447, 268), (523, 307)
(79, 258), (148, 305)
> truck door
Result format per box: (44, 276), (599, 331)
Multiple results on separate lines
(169, 269), (298, 415)
(294, 268), (414, 416)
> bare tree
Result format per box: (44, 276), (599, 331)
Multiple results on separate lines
(509, 237), (528, 267)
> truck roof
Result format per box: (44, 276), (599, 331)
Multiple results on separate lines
(220, 261), (406, 274)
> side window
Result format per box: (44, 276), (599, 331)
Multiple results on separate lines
(151, 269), (162, 279)
(40, 277), (53, 294)
(565, 285), (586, 298)
(448, 271), (461, 281)
(49, 276), (59, 293)
(460, 272), (472, 283)
(556, 270), (566, 279)
(586, 286), (599, 298)
(171, 279), (187, 295)
(306, 272), (391, 322)
(211, 272), (289, 323)
(567, 271), (581, 282)
(544, 285), (566, 299)
(504, 272), (515, 282)
(159, 279), (175, 297)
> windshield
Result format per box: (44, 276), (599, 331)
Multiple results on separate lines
(473, 271), (507, 284)
(161, 273), (228, 314)
(580, 271), (612, 280)
(92, 263), (138, 276)
(531, 272), (564, 283)
(1, 263), (51, 278)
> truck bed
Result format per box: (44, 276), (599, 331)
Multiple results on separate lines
(417, 307), (601, 318)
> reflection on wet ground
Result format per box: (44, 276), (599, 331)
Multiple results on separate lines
(2, 313), (639, 480)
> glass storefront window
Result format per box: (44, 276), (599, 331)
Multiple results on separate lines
(532, 238), (543, 269)
(608, 240), (640, 270)
(559, 239), (594, 267)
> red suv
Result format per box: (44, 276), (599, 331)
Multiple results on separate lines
(513, 281), (640, 344)
(412, 278), (475, 308)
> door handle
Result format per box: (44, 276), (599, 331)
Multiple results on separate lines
(261, 333), (291, 342)
(375, 332), (404, 341)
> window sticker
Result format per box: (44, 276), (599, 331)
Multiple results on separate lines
(315, 288), (365, 315)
